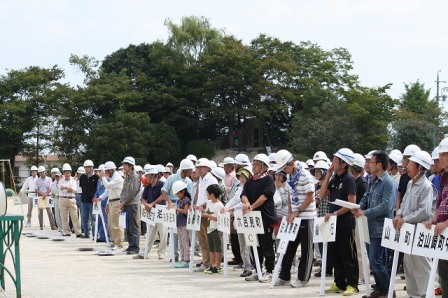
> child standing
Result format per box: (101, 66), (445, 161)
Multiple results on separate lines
(201, 184), (224, 274)
(173, 180), (191, 268)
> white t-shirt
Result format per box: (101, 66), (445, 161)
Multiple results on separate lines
(205, 200), (224, 234)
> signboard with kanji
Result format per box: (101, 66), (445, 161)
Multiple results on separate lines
(186, 209), (201, 231)
(162, 206), (177, 229)
(277, 216), (302, 241)
(411, 223), (448, 260)
(313, 216), (337, 243)
(233, 210), (264, 234)
(381, 218), (415, 254)
(218, 211), (231, 234)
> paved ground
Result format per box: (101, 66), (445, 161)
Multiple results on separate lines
(2, 197), (407, 298)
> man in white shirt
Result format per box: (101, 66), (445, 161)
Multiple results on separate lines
(34, 166), (57, 230)
(59, 164), (82, 237)
(19, 166), (38, 227)
(193, 158), (218, 271)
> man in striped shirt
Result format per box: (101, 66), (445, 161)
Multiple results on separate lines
(274, 149), (316, 288)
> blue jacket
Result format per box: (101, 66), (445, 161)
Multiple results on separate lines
(359, 171), (397, 238)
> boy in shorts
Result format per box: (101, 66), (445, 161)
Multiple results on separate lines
(200, 184), (224, 274)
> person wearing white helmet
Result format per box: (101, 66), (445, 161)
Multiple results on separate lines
(163, 167), (172, 180)
(91, 164), (110, 242)
(310, 160), (333, 278)
(186, 154), (198, 165)
(34, 166), (57, 230)
(268, 153), (277, 165)
(166, 162), (174, 174)
(74, 166), (85, 211)
(19, 165), (39, 227)
(273, 150), (316, 288)
(99, 161), (124, 250)
(210, 166), (228, 204)
(234, 153), (250, 167)
(306, 159), (315, 170)
(161, 159), (194, 262)
(396, 145), (421, 220)
(133, 165), (167, 260)
(429, 147), (443, 194)
(363, 150), (377, 185)
(242, 153), (277, 283)
(353, 151), (397, 297)
(172, 180), (192, 268)
(320, 148), (359, 296)
(155, 164), (166, 183)
(347, 154), (369, 285)
(313, 151), (328, 163)
(191, 158), (218, 271)
(388, 153), (402, 183)
(392, 150), (436, 297)
(50, 169), (64, 235)
(222, 157), (236, 198)
(224, 166), (253, 276)
(58, 163), (82, 237)
(119, 156), (141, 254)
(79, 159), (99, 239)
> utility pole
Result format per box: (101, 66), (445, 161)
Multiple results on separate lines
(434, 70), (446, 147)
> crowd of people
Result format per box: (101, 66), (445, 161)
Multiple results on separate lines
(18, 139), (448, 298)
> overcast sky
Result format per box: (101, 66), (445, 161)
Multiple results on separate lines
(1, 0), (448, 105)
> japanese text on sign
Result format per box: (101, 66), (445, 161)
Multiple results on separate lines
(381, 218), (415, 254)
(234, 210), (264, 234)
(186, 209), (201, 231)
(218, 212), (231, 234)
(162, 207), (177, 229)
(313, 216), (337, 243)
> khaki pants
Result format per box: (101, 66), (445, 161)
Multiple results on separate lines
(108, 200), (123, 247)
(197, 219), (210, 267)
(59, 197), (81, 235)
(140, 223), (167, 258)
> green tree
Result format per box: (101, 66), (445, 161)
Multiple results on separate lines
(391, 81), (442, 151)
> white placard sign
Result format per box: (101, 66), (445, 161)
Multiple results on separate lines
(381, 218), (415, 254)
(412, 223), (448, 260)
(92, 202), (101, 215)
(154, 204), (164, 223)
(277, 239), (289, 254)
(141, 206), (151, 223)
(33, 197), (39, 207)
(330, 199), (360, 209)
(277, 216), (302, 241)
(146, 206), (157, 226)
(119, 212), (127, 228)
(313, 216), (337, 243)
(162, 206), (177, 229)
(218, 212), (231, 234)
(244, 232), (259, 247)
(46, 197), (55, 208)
(234, 210), (264, 234)
(186, 209), (201, 231)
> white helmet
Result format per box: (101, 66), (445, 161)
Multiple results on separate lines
(98, 164), (105, 171)
(30, 166), (38, 171)
(439, 138), (448, 154)
(186, 154), (197, 163)
(166, 162), (174, 168)
(314, 160), (329, 170)
(403, 144), (421, 157)
(211, 167), (225, 181)
(144, 165), (158, 175)
(179, 159), (195, 170)
(143, 164), (152, 171)
(334, 148), (355, 165)
(164, 167), (172, 173)
(156, 164), (165, 173)
(209, 160), (217, 169)
(195, 158), (210, 168)
(351, 153), (366, 169)
(62, 163), (72, 172)
(122, 156), (136, 166)
(83, 159), (94, 167)
(390, 149), (402, 156)
(253, 153), (270, 167)
(77, 166), (85, 174)
(234, 153), (250, 166)
(409, 151), (432, 170)
(389, 153), (402, 165)
(275, 149), (293, 171)
(313, 151), (327, 162)
(51, 167), (60, 174)
(299, 161), (308, 170)
(268, 153), (277, 163)
(37, 166), (46, 173)
(104, 161), (116, 171)
(364, 150), (376, 159)
(431, 147), (440, 160)
(172, 180), (187, 195)
(134, 165), (143, 173)
(223, 157), (235, 165)
(306, 159), (315, 167)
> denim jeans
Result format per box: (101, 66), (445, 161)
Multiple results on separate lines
(125, 204), (139, 251)
(367, 238), (389, 293)
(81, 202), (94, 237)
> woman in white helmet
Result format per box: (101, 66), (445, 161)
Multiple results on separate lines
(19, 166), (38, 227)
(394, 151), (437, 297)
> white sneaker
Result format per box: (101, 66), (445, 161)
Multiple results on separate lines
(258, 272), (273, 283)
(107, 243), (115, 248)
(291, 279), (308, 288)
(25, 221), (31, 227)
(274, 278), (290, 286)
(193, 265), (206, 272)
(112, 245), (122, 251)
(245, 272), (259, 281)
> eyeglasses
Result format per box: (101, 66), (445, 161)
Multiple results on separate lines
(370, 161), (379, 164)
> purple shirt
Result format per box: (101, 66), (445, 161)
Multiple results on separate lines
(176, 197), (191, 227)
(437, 178), (448, 223)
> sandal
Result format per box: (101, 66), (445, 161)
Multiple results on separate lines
(435, 287), (442, 296)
